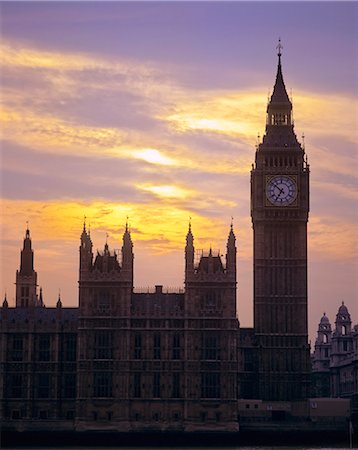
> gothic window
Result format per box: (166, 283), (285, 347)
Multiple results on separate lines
(64, 374), (76, 398)
(153, 334), (161, 359)
(37, 374), (50, 398)
(244, 349), (253, 371)
(133, 373), (141, 398)
(38, 334), (51, 361)
(201, 373), (220, 398)
(94, 331), (113, 360)
(343, 340), (348, 352)
(172, 334), (180, 360)
(8, 374), (23, 398)
(324, 348), (329, 358)
(134, 334), (142, 359)
(98, 289), (110, 314)
(172, 373), (181, 398)
(64, 334), (77, 361)
(153, 373), (161, 398)
(11, 334), (24, 362)
(202, 333), (220, 360)
(323, 334), (328, 344)
(93, 372), (112, 398)
(342, 325), (347, 336)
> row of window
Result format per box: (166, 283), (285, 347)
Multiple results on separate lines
(93, 332), (221, 361)
(264, 155), (299, 167)
(5, 373), (76, 399)
(7, 332), (223, 362)
(133, 333), (180, 360)
(94, 372), (220, 399)
(8, 409), (75, 420)
(8, 334), (76, 362)
(6, 371), (222, 400)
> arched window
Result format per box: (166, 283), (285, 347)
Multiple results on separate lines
(342, 325), (346, 336)
(323, 334), (328, 344)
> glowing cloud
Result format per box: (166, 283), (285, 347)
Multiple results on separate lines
(137, 184), (193, 200)
(133, 149), (175, 166)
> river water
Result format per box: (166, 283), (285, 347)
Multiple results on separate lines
(3, 447), (353, 449)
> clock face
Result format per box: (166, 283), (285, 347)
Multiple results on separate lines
(266, 176), (297, 206)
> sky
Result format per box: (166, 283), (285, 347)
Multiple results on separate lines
(0, 1), (357, 343)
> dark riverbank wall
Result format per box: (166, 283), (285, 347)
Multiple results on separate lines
(1, 428), (354, 448)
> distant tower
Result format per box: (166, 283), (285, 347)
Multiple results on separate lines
(251, 41), (311, 400)
(312, 313), (332, 397)
(330, 302), (353, 397)
(15, 227), (38, 307)
(331, 302), (352, 362)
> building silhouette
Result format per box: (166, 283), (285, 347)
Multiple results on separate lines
(1, 48), (355, 433)
(312, 304), (358, 411)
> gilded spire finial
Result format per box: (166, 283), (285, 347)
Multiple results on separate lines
(276, 37), (283, 57)
(276, 38), (283, 68)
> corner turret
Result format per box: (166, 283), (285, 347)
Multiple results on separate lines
(121, 220), (134, 288)
(79, 219), (93, 279)
(185, 220), (194, 277)
(226, 221), (236, 278)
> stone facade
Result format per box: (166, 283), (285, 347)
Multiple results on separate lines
(1, 224), (239, 432)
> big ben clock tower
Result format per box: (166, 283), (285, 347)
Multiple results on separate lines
(251, 42), (311, 401)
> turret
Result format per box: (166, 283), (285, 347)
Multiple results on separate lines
(15, 226), (38, 307)
(38, 287), (44, 307)
(312, 313), (332, 370)
(79, 220), (93, 279)
(226, 221), (236, 278)
(316, 312), (332, 344)
(185, 220), (194, 277)
(121, 221), (134, 287)
(2, 293), (8, 309)
(334, 301), (352, 336)
(20, 227), (34, 275)
(312, 313), (332, 397)
(331, 302), (353, 366)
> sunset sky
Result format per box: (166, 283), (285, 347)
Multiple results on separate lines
(1, 2), (357, 342)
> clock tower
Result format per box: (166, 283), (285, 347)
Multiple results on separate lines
(251, 43), (311, 400)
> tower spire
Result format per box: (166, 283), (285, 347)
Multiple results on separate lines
(16, 226), (38, 307)
(264, 39), (293, 129)
(270, 38), (291, 106)
(277, 37), (283, 61)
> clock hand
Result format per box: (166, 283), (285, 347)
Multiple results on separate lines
(274, 186), (285, 197)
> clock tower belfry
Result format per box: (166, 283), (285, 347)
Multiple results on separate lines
(251, 43), (311, 400)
